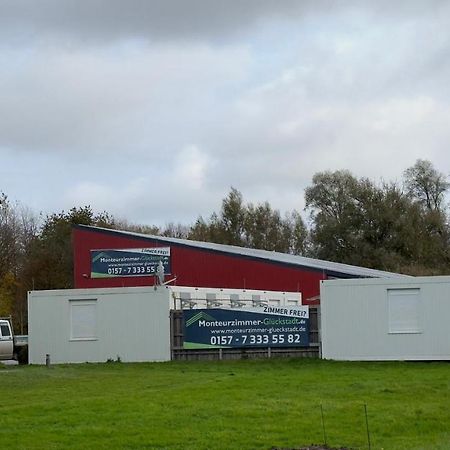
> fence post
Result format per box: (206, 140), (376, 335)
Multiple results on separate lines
(170, 311), (174, 361)
(317, 305), (322, 359)
(320, 404), (327, 447)
(364, 404), (371, 450)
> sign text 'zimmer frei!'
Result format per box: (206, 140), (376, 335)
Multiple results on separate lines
(90, 247), (171, 278)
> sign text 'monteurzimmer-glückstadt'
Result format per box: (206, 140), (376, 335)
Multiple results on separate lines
(90, 247), (171, 278)
(183, 306), (309, 349)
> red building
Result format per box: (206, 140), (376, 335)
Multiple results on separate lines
(73, 225), (405, 304)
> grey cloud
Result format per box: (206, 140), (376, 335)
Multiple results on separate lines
(0, 0), (314, 43)
(1, 0), (445, 44)
(2, 0), (450, 226)
(0, 44), (250, 154)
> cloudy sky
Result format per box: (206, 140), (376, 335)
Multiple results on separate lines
(1, 1), (450, 226)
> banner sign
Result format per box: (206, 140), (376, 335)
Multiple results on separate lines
(183, 306), (309, 349)
(90, 248), (171, 278)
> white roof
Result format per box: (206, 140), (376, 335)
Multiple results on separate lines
(77, 225), (409, 279)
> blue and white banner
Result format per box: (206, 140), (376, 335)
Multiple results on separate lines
(183, 306), (309, 349)
(90, 247), (171, 278)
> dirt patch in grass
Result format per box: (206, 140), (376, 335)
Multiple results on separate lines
(272, 446), (350, 450)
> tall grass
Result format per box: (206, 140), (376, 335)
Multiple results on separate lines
(0, 359), (449, 449)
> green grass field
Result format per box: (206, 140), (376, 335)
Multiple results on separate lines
(0, 359), (449, 449)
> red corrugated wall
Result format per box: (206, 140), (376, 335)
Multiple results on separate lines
(73, 227), (326, 303)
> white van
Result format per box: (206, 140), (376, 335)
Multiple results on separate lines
(0, 319), (14, 360)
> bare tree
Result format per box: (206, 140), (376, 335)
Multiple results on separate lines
(404, 159), (449, 211)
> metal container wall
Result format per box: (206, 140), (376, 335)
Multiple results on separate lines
(321, 276), (450, 360)
(28, 286), (171, 364)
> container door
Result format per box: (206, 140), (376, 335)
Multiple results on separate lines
(0, 321), (14, 360)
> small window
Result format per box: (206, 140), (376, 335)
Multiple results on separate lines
(388, 288), (421, 334)
(70, 300), (97, 340)
(1, 324), (11, 337)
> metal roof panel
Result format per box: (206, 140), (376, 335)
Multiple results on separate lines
(75, 225), (409, 279)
